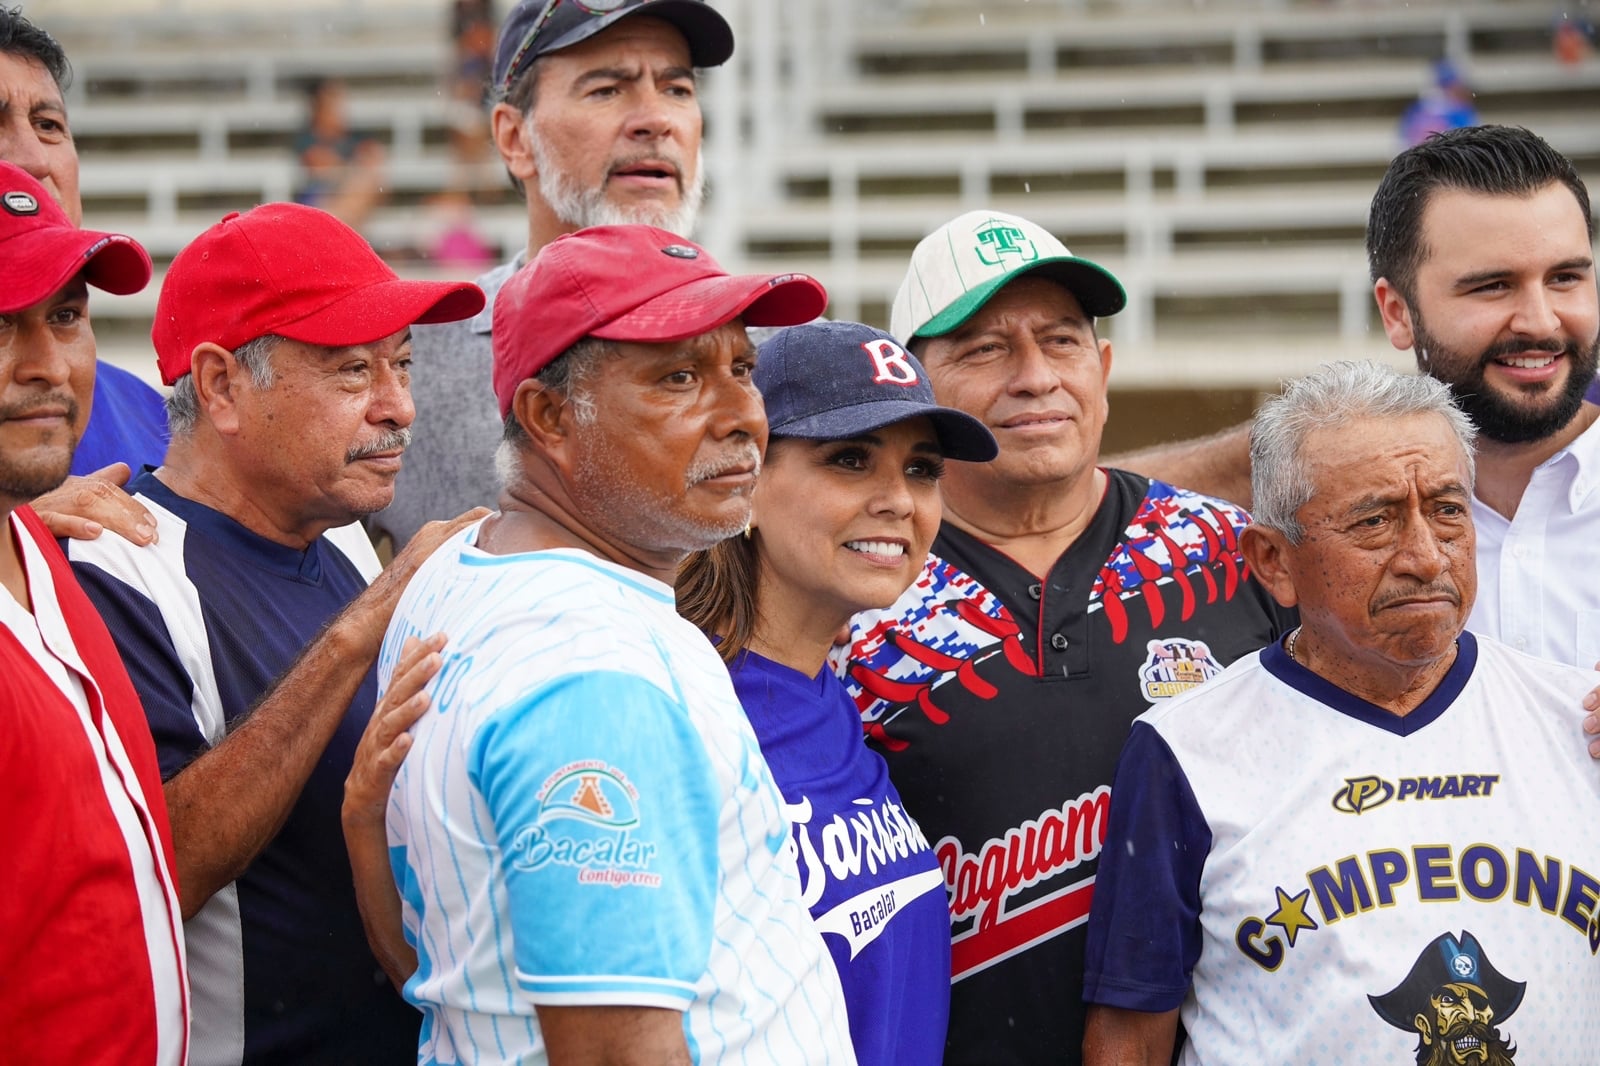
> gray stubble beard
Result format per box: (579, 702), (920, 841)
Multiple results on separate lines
(531, 131), (706, 238)
(571, 436), (759, 555)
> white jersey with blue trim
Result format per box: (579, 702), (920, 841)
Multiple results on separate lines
(1084, 632), (1600, 1064)
(384, 523), (856, 1066)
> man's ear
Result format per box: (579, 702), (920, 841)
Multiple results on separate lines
(189, 342), (246, 436)
(511, 378), (571, 461)
(1241, 524), (1300, 610)
(1097, 336), (1114, 420)
(491, 102), (537, 185)
(1373, 278), (1416, 353)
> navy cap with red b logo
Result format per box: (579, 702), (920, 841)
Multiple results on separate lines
(754, 321), (998, 462)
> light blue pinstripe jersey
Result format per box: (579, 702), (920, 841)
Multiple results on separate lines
(383, 524), (857, 1065)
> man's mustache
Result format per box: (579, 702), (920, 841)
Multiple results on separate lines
(606, 152), (686, 194)
(1436, 1018), (1495, 1062)
(685, 443), (762, 488)
(1372, 582), (1461, 610)
(346, 427), (412, 462)
(1476, 335), (1573, 366)
(0, 391), (79, 425)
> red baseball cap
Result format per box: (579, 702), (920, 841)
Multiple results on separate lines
(492, 225), (828, 417)
(0, 161), (152, 314)
(152, 202), (486, 385)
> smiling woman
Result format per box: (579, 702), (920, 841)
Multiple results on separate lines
(676, 320), (997, 1066)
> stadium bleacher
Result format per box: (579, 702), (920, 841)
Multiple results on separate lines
(29, 0), (1600, 446)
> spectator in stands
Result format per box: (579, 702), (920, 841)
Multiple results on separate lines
(444, 0), (495, 181)
(450, 0), (495, 86)
(833, 208), (1295, 1065)
(426, 0), (499, 269)
(1082, 360), (1600, 1062)
(379, 224), (856, 1064)
(67, 202), (485, 1065)
(0, 159), (186, 1066)
(369, 0), (732, 550)
(294, 76), (387, 232)
(0, 9), (167, 493)
(1398, 59), (1481, 148)
(1553, 13), (1595, 65)
(424, 187), (497, 270)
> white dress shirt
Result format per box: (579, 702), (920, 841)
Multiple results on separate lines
(1470, 414), (1600, 667)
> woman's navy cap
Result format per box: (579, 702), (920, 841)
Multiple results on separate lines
(754, 321), (999, 462)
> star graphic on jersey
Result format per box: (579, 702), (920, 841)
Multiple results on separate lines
(1264, 886), (1318, 947)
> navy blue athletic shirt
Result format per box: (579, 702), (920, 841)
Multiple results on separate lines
(68, 471), (417, 1065)
(729, 649), (951, 1066)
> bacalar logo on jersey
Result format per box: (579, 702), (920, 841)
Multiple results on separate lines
(972, 218), (1038, 267)
(538, 763), (640, 829)
(1138, 638), (1222, 699)
(1370, 930), (1525, 1065)
(509, 761), (662, 888)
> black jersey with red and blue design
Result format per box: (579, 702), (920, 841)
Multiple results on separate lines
(834, 468), (1296, 1065)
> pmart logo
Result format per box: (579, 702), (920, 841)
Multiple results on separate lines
(973, 219), (1038, 266)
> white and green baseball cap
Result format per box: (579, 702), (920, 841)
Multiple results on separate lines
(890, 209), (1127, 342)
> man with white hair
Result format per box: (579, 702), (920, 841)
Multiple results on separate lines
(371, 0), (729, 549)
(1084, 360), (1600, 1062)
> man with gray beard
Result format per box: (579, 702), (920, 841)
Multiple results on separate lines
(67, 202), (486, 1065)
(369, 0), (729, 549)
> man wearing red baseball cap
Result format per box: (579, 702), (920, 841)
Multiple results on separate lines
(370, 225), (856, 1064)
(0, 160), (188, 1065)
(67, 202), (486, 1065)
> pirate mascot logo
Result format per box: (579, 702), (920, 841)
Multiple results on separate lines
(1369, 931), (1524, 1065)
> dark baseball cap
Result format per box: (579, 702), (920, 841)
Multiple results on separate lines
(494, 0), (735, 96)
(755, 321), (998, 462)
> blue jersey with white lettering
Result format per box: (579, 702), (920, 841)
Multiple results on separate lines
(384, 524), (856, 1066)
(729, 650), (949, 1066)
(1084, 633), (1600, 1063)
(71, 362), (169, 477)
